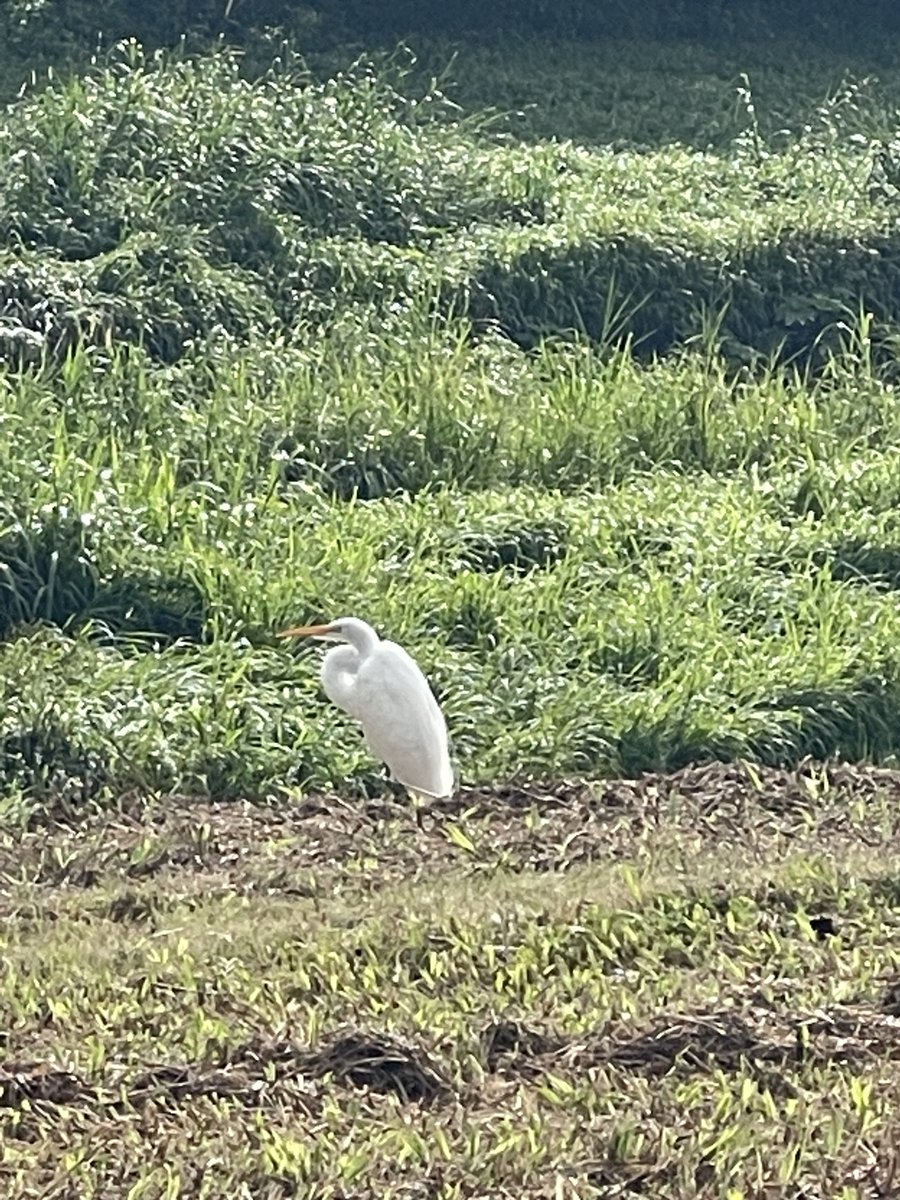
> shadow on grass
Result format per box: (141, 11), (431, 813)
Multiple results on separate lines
(455, 522), (569, 574)
(756, 675), (900, 764)
(616, 725), (747, 776)
(612, 674), (900, 776)
(0, 517), (206, 643)
(821, 540), (900, 590)
(459, 227), (900, 371)
(1, 722), (109, 819)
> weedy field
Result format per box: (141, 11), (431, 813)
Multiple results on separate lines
(4, 764), (900, 1196)
(3, 17), (900, 1197)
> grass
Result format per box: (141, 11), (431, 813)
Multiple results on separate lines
(355, 33), (900, 150)
(3, 39), (900, 801)
(4, 17), (900, 1196)
(5, 321), (900, 803)
(3, 763), (900, 1195)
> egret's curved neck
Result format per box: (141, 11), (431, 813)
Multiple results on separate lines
(336, 619), (380, 658)
(320, 622), (379, 719)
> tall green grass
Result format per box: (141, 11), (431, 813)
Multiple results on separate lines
(4, 322), (900, 812)
(4, 42), (900, 364)
(3, 38), (900, 812)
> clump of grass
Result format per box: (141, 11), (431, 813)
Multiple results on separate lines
(0, 40), (557, 360)
(3, 39), (900, 367)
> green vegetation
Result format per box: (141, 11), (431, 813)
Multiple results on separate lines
(4, 17), (900, 1196)
(3, 40), (900, 806)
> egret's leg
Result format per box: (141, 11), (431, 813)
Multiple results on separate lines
(408, 788), (424, 830)
(381, 765), (407, 803)
(380, 766), (430, 829)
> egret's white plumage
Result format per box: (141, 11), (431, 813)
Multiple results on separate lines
(279, 616), (454, 800)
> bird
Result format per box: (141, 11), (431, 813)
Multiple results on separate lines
(278, 616), (454, 810)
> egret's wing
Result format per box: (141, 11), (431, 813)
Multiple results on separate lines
(352, 641), (453, 799)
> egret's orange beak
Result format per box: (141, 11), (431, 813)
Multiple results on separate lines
(277, 622), (337, 639)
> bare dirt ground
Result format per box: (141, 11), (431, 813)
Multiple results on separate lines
(4, 758), (897, 899)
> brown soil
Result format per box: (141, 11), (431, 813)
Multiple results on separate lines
(2, 758), (897, 902)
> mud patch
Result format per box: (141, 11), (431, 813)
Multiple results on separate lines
(305, 1030), (450, 1103)
(480, 1005), (900, 1080)
(0, 1062), (91, 1107)
(0, 1030), (451, 1117)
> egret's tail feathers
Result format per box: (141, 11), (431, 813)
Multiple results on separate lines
(396, 776), (454, 803)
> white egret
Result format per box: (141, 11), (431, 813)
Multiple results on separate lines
(279, 616), (454, 804)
